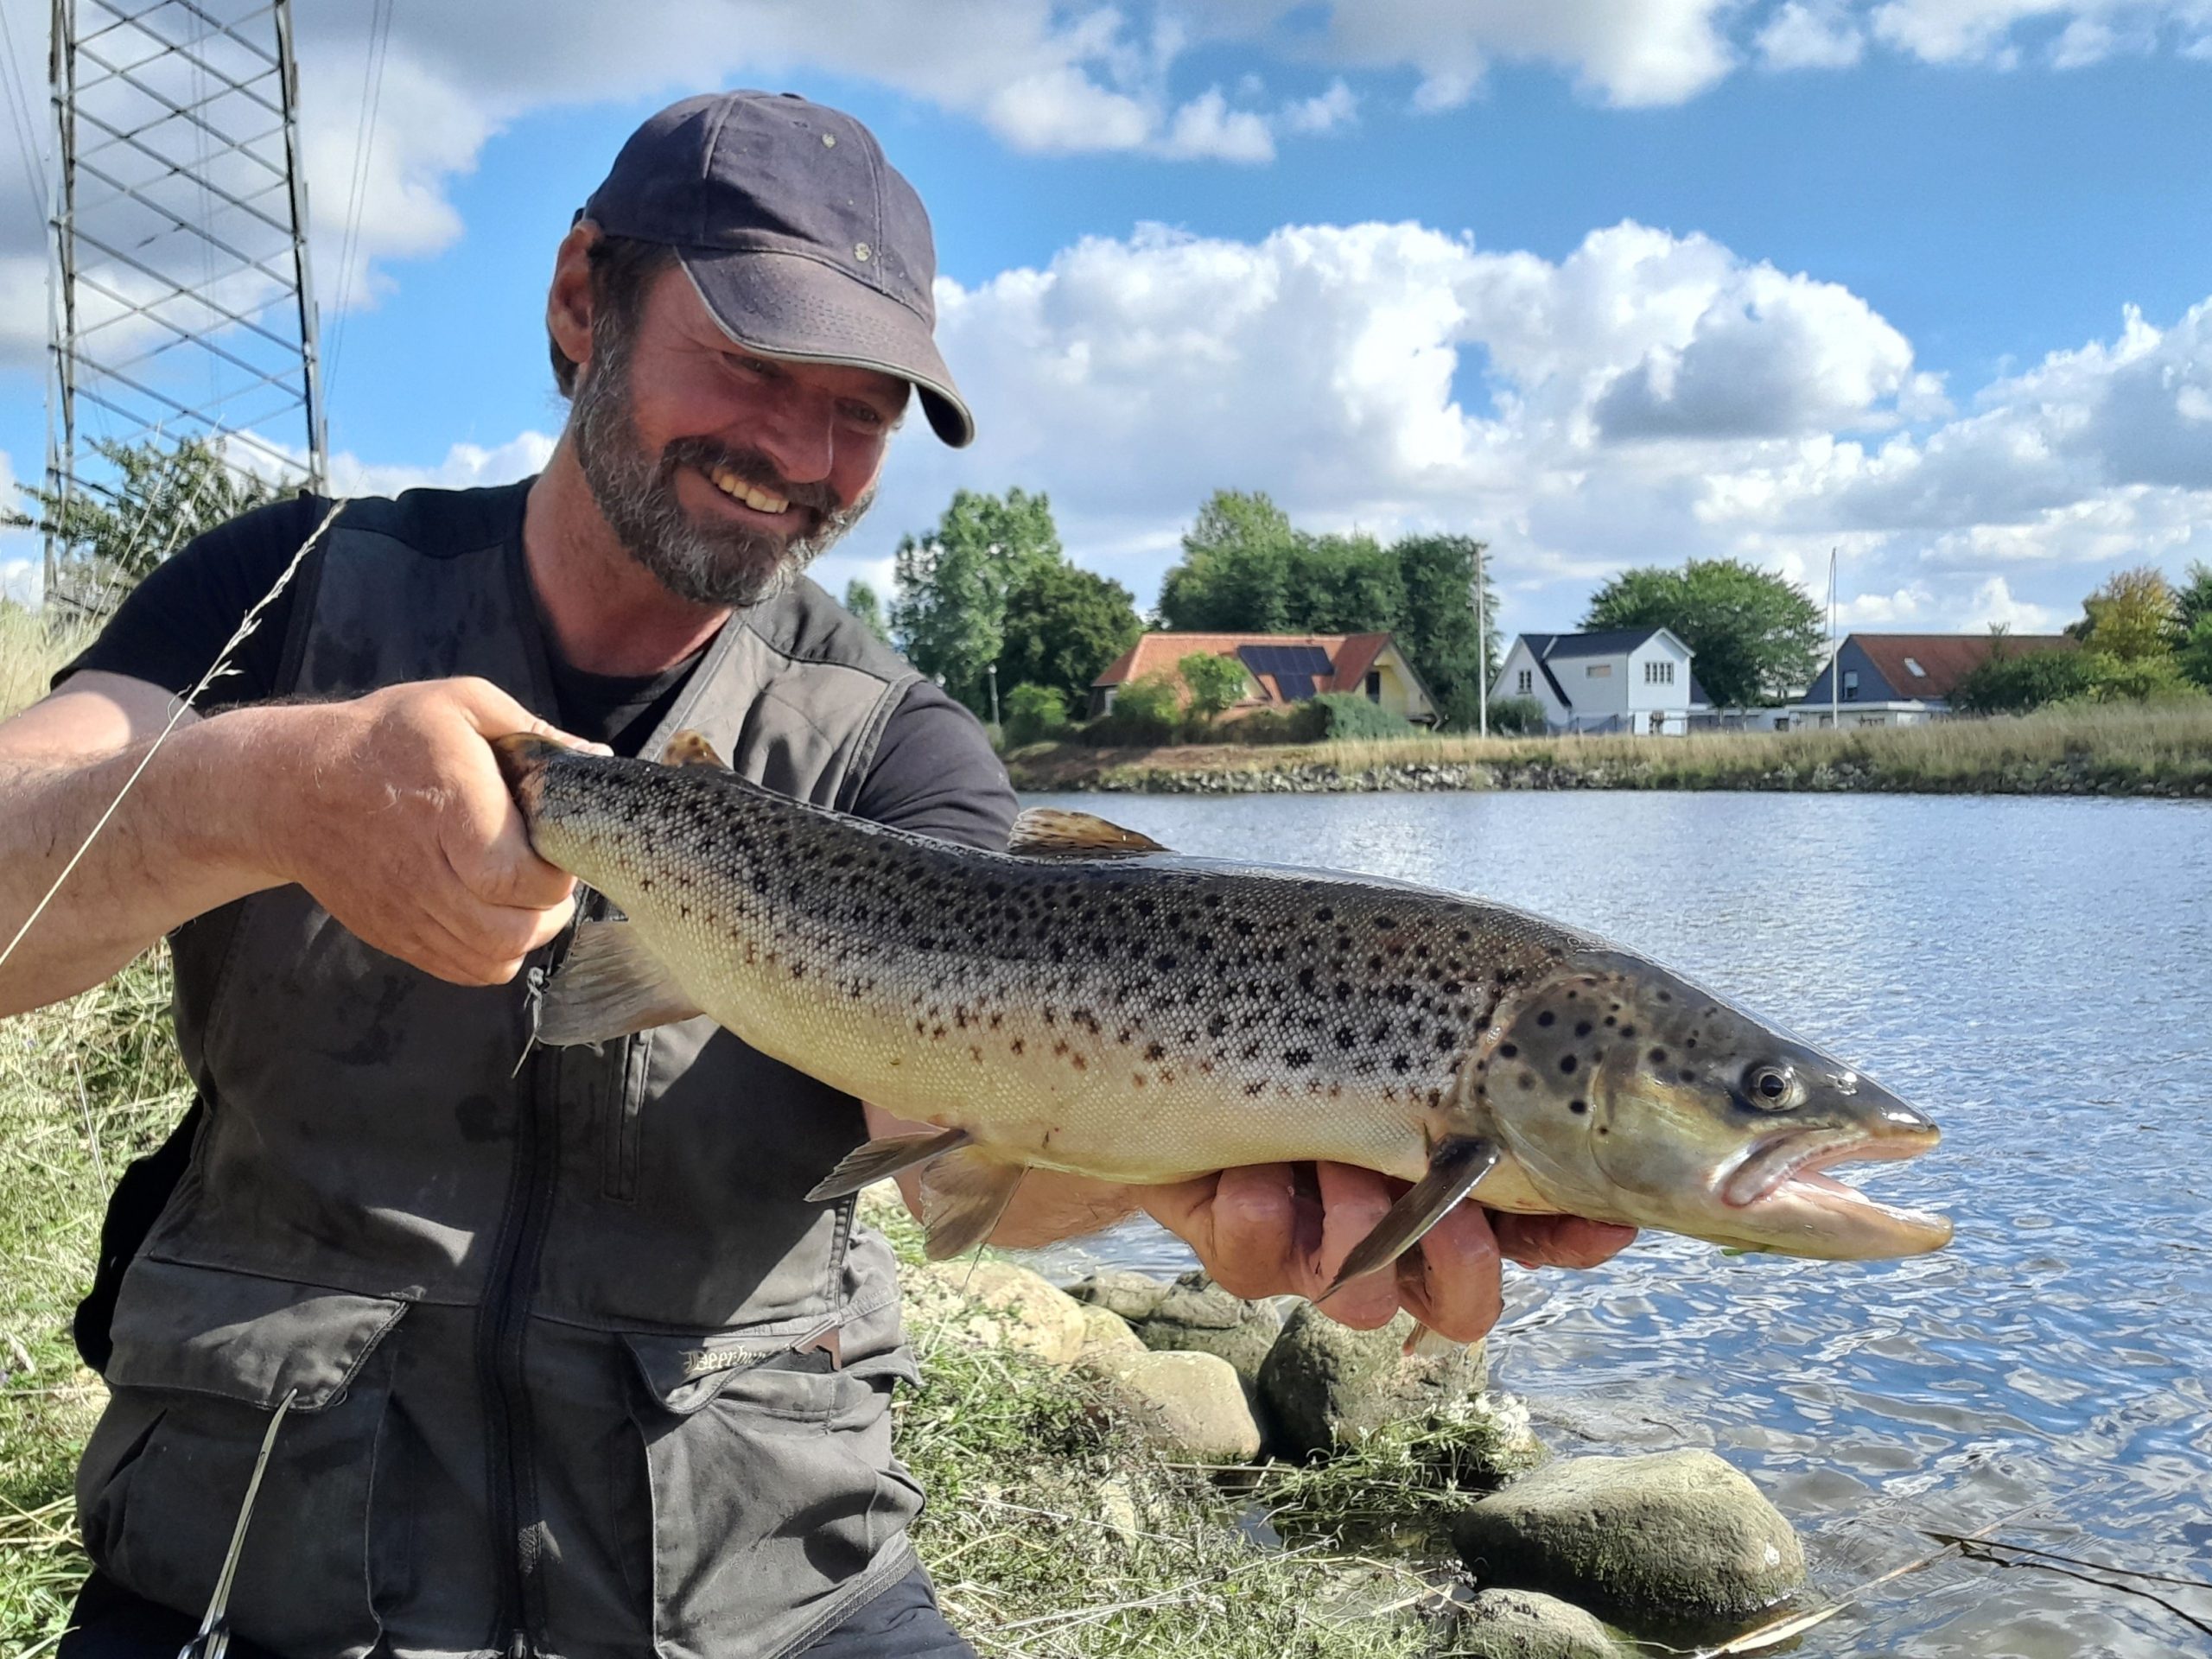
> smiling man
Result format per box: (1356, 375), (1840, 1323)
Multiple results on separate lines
(0, 92), (1628, 1659)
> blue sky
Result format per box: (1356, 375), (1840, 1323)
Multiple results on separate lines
(4, 0), (2210, 643)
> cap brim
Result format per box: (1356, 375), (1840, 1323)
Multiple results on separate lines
(677, 250), (975, 448)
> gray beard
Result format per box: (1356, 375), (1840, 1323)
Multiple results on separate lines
(569, 321), (873, 609)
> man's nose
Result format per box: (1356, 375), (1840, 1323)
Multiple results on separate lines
(745, 388), (838, 487)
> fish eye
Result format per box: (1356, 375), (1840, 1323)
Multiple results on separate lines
(1742, 1063), (1799, 1111)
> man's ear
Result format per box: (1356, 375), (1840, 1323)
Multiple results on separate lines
(547, 222), (598, 375)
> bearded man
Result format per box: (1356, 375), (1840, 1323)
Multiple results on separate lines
(0, 92), (1630, 1659)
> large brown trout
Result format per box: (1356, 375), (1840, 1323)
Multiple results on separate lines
(494, 733), (1951, 1283)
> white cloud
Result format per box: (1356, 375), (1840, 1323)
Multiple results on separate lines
(327, 432), (559, 500)
(1281, 78), (1359, 135)
(1959, 574), (2061, 629)
(1158, 88), (1277, 162)
(833, 217), (2212, 640)
(1758, 2), (1870, 67)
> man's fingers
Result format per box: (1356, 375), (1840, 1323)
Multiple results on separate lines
(1396, 1200), (1503, 1344)
(1491, 1212), (1638, 1270)
(446, 677), (602, 752)
(1313, 1162), (1400, 1329)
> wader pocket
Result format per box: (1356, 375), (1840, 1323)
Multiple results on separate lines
(619, 1320), (925, 1659)
(75, 1257), (410, 1659)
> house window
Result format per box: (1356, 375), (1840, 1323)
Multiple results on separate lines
(1586, 664), (1611, 678)
(1904, 657), (1926, 677)
(1365, 670), (1382, 702)
(1842, 670), (1859, 701)
(1643, 660), (1675, 685)
(1516, 669), (1532, 695)
(1772, 716), (1789, 733)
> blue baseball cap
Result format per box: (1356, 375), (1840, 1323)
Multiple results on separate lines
(583, 92), (975, 448)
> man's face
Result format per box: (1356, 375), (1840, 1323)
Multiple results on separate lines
(569, 264), (907, 609)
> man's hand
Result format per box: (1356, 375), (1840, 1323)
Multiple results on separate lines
(1141, 1162), (1636, 1344)
(257, 677), (598, 988)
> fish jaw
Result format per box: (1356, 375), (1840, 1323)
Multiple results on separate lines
(1710, 1125), (1954, 1259)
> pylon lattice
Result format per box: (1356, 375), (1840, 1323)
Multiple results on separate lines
(45, 0), (327, 586)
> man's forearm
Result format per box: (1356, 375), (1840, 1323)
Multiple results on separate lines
(0, 715), (283, 1016)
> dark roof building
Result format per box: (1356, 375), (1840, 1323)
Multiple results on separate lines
(1797, 632), (2076, 725)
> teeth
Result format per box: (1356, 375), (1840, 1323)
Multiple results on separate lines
(709, 467), (789, 515)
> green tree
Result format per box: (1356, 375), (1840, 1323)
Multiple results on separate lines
(1156, 490), (1299, 632)
(7, 435), (277, 614)
(1581, 559), (1823, 709)
(2176, 560), (2212, 637)
(842, 579), (892, 645)
(1289, 532), (1403, 634)
(1003, 682), (1070, 745)
(1176, 651), (1249, 722)
(1950, 648), (2097, 715)
(1392, 534), (1500, 726)
(891, 487), (1062, 713)
(997, 560), (1142, 709)
(2079, 564), (2182, 663)
(2178, 615), (2212, 691)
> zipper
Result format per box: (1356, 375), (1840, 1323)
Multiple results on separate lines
(476, 1005), (563, 1658)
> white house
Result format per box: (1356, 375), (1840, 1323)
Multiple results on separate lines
(1491, 628), (1707, 735)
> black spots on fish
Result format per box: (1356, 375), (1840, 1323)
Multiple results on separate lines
(1454, 927), (1472, 944)
(1231, 918), (1256, 938)
(1296, 965), (1318, 994)
(1155, 952), (1179, 972)
(1132, 1072), (1147, 1090)
(1680, 1068), (1698, 1084)
(1685, 1036), (1699, 1050)
(1536, 1010), (1556, 1028)
(1009, 1038), (1025, 1056)
(1366, 954), (1384, 973)
(1332, 1024), (1357, 1051)
(1596, 1124), (1611, 1136)
(1135, 897), (1157, 918)
(1144, 1040), (1166, 1062)
(1390, 1053), (1412, 1074)
(1518, 1071), (1536, 1090)
(1372, 915), (1399, 931)
(1206, 1014), (1230, 1039)
(1619, 1025), (1637, 1040)
(1498, 1042), (1520, 1059)
(1648, 1046), (1668, 1065)
(1656, 989), (1673, 1003)
(1203, 893), (1224, 910)
(1559, 1054), (1579, 1076)
(1569, 1098), (1588, 1115)
(1333, 979), (1354, 1004)
(1313, 905), (1335, 923)
(1244, 1081), (1265, 1096)
(1240, 1040), (1262, 1061)
(1434, 1028), (1456, 1052)
(1564, 988), (1578, 1001)
(790, 963), (806, 981)
(1441, 979), (1464, 998)
(1575, 1020), (1592, 1038)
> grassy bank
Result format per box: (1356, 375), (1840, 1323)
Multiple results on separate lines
(0, 963), (1443, 1658)
(1005, 701), (2212, 798)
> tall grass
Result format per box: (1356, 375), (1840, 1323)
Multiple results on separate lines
(1009, 701), (2212, 797)
(1, 604), (92, 723)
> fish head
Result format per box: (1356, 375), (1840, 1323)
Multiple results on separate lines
(1477, 953), (1952, 1260)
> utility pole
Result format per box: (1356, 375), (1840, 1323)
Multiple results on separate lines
(44, 0), (327, 594)
(1472, 538), (1489, 738)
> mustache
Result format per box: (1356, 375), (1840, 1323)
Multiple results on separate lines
(659, 437), (843, 523)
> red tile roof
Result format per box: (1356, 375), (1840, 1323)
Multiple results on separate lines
(1091, 632), (1398, 706)
(1852, 633), (2075, 702)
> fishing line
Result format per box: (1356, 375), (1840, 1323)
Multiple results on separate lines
(0, 498), (348, 979)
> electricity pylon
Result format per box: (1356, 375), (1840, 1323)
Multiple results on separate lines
(43, 0), (327, 593)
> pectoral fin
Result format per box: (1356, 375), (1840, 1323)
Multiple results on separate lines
(917, 1148), (1028, 1262)
(805, 1127), (974, 1202)
(537, 920), (703, 1046)
(1322, 1136), (1500, 1299)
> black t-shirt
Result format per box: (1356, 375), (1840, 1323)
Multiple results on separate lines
(60, 487), (1016, 853)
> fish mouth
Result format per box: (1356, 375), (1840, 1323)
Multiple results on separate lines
(1720, 1128), (1953, 1255)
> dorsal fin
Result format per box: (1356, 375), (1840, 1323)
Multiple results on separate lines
(661, 729), (729, 769)
(1007, 807), (1171, 859)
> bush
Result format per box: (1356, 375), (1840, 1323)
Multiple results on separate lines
(1221, 706), (1317, 745)
(2070, 652), (2207, 705)
(1176, 651), (1249, 721)
(1308, 691), (1415, 741)
(1002, 682), (1069, 746)
(1951, 649), (2097, 715)
(1487, 696), (1548, 735)
(1080, 671), (1180, 745)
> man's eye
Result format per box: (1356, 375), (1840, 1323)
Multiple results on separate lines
(839, 402), (887, 429)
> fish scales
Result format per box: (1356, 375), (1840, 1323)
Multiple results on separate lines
(497, 734), (1953, 1270)
(512, 748), (1573, 1191)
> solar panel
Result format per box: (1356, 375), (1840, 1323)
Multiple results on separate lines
(1275, 673), (1318, 701)
(1237, 644), (1334, 677)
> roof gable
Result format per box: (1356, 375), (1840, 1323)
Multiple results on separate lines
(1805, 632), (2077, 704)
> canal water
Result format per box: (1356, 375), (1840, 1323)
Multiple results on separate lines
(1015, 790), (2212, 1656)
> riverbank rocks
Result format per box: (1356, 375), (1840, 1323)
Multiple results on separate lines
(1438, 1589), (1630, 1659)
(1089, 1349), (1262, 1462)
(1061, 1268), (1173, 1324)
(915, 1262), (1089, 1367)
(1123, 1272), (1285, 1388)
(1450, 1451), (1806, 1633)
(1256, 1306), (1489, 1457)
(1075, 1303), (1147, 1361)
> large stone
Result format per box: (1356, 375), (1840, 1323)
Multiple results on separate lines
(914, 1261), (1090, 1366)
(1076, 1304), (1147, 1361)
(1129, 1272), (1285, 1389)
(1450, 1451), (1806, 1635)
(1255, 1305), (1488, 1457)
(1059, 1268), (1173, 1323)
(1090, 1350), (1262, 1462)
(1440, 1589), (1630, 1659)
